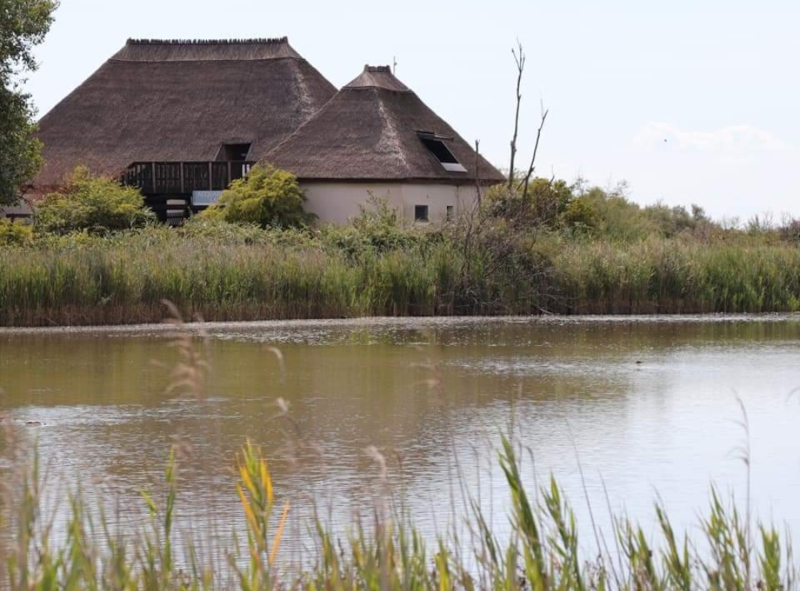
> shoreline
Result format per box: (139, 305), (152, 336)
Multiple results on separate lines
(2, 311), (799, 335)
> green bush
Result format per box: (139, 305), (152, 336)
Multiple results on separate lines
(35, 166), (154, 234)
(204, 164), (314, 229)
(0, 217), (33, 245)
(486, 178), (726, 242)
(321, 196), (428, 258)
(486, 179), (576, 231)
(560, 196), (599, 234)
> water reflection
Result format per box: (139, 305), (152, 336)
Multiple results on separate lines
(1, 316), (800, 556)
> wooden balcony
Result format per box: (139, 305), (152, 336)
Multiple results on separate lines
(122, 161), (255, 196)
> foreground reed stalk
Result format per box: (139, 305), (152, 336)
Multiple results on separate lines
(0, 434), (795, 590)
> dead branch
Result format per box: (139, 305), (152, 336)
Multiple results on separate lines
(508, 41), (525, 189)
(519, 102), (549, 199)
(474, 139), (482, 207)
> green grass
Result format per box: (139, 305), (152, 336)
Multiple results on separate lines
(1, 433), (795, 590)
(1, 225), (800, 326)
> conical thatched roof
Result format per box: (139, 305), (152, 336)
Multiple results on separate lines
(266, 65), (505, 184)
(34, 38), (337, 188)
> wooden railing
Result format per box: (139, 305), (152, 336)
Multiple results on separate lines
(122, 161), (255, 195)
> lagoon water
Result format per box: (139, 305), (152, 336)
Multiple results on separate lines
(1, 315), (799, 559)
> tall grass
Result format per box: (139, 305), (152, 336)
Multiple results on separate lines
(1, 433), (796, 590)
(1, 227), (800, 326)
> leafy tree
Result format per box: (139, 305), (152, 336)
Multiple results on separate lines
(0, 0), (58, 206)
(579, 186), (659, 242)
(487, 178), (575, 230)
(560, 196), (598, 233)
(36, 166), (154, 234)
(204, 164), (314, 229)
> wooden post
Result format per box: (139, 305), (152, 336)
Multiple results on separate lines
(151, 162), (157, 194)
(180, 162), (185, 194)
(208, 162), (213, 191)
(227, 161), (232, 187)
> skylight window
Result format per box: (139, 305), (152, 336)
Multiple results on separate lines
(418, 132), (467, 173)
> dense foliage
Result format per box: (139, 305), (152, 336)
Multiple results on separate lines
(3, 177), (800, 326)
(0, 0), (57, 205)
(35, 166), (154, 234)
(487, 178), (716, 240)
(204, 164), (314, 229)
(0, 216), (32, 245)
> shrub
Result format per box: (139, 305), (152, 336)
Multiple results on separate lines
(0, 217), (33, 245)
(321, 196), (429, 258)
(560, 196), (598, 234)
(485, 178), (575, 230)
(204, 164), (314, 229)
(779, 217), (800, 243)
(35, 166), (154, 234)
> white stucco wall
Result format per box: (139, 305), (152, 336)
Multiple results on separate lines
(301, 182), (481, 225)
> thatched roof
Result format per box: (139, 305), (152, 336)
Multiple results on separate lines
(266, 65), (505, 184)
(33, 38), (337, 188)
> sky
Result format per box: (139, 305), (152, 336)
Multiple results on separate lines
(25, 0), (800, 221)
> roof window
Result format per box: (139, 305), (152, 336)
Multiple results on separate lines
(217, 143), (252, 161)
(417, 132), (467, 173)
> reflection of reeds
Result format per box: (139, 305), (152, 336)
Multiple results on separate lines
(2, 431), (796, 590)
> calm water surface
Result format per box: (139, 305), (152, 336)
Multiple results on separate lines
(1, 315), (799, 558)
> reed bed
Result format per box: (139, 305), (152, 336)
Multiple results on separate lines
(0, 432), (794, 590)
(1, 228), (800, 326)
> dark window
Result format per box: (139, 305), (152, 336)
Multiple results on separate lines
(446, 205), (454, 221)
(218, 143), (252, 161)
(414, 205), (429, 222)
(418, 133), (467, 173)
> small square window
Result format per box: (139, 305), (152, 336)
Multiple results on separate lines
(446, 205), (454, 221)
(414, 205), (429, 222)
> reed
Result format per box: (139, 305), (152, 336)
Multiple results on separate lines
(1, 433), (796, 590)
(1, 227), (800, 326)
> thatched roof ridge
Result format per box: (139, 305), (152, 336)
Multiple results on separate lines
(113, 37), (300, 61)
(345, 65), (410, 92)
(34, 38), (336, 188)
(127, 37), (289, 45)
(266, 66), (505, 184)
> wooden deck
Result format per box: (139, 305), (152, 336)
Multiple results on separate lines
(122, 161), (254, 222)
(123, 161), (254, 196)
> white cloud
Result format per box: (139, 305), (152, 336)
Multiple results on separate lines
(633, 122), (792, 153)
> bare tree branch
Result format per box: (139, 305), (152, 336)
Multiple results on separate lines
(519, 102), (549, 200)
(474, 139), (482, 207)
(508, 41), (525, 189)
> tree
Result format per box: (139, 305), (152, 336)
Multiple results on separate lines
(204, 164), (314, 229)
(507, 41), (548, 198)
(36, 166), (154, 234)
(0, 0), (58, 206)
